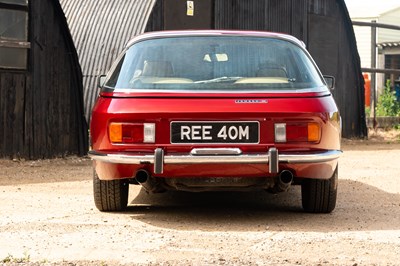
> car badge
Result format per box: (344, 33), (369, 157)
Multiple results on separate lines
(235, 99), (268, 104)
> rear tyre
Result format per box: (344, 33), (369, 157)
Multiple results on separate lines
(301, 166), (338, 213)
(93, 170), (129, 212)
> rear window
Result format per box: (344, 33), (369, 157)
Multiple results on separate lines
(104, 36), (326, 92)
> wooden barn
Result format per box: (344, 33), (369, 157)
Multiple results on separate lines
(60, 0), (367, 139)
(0, 0), (88, 159)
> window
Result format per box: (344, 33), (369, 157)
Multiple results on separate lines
(0, 0), (27, 4)
(104, 36), (326, 92)
(0, 0), (29, 70)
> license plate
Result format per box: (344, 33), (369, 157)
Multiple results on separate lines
(170, 122), (259, 144)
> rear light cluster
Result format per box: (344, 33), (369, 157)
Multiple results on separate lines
(109, 123), (155, 143)
(108, 122), (318, 144)
(275, 122), (320, 143)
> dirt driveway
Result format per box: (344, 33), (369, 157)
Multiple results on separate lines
(1, 139), (400, 265)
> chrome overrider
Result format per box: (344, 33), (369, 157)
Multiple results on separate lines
(88, 148), (342, 175)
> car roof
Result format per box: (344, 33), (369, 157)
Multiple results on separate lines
(125, 30), (305, 48)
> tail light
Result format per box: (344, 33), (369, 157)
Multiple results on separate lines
(109, 123), (155, 143)
(275, 122), (320, 143)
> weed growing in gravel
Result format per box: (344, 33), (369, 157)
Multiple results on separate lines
(376, 80), (400, 117)
(1, 252), (30, 263)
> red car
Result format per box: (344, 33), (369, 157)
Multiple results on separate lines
(89, 30), (341, 213)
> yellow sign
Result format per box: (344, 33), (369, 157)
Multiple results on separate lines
(187, 1), (194, 16)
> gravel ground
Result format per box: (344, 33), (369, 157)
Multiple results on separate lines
(0, 137), (400, 265)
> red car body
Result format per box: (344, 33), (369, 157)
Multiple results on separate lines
(89, 30), (341, 213)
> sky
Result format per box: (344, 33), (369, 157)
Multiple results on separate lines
(344, 0), (400, 18)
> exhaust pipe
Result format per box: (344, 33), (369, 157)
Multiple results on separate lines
(135, 169), (162, 193)
(276, 170), (294, 192)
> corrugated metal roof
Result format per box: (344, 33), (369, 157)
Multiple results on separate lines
(378, 41), (400, 48)
(59, 0), (156, 120)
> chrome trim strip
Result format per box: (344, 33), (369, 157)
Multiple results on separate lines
(88, 149), (342, 165)
(111, 87), (329, 94)
(191, 148), (242, 155)
(89, 152), (155, 164)
(278, 150), (342, 163)
(165, 154), (269, 164)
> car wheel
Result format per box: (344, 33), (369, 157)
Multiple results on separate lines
(301, 165), (338, 213)
(93, 170), (129, 212)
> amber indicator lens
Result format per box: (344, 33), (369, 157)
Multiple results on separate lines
(109, 123), (155, 143)
(275, 122), (320, 143)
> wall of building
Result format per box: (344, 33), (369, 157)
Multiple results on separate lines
(0, 0), (88, 159)
(352, 7), (400, 95)
(352, 18), (374, 69)
(378, 7), (400, 43)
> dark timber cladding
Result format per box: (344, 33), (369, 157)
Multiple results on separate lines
(0, 0), (88, 159)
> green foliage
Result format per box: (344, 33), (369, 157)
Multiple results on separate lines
(365, 106), (371, 117)
(376, 80), (400, 117)
(1, 252), (30, 263)
(1, 255), (12, 263)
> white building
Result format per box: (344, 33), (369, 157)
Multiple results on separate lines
(350, 6), (400, 91)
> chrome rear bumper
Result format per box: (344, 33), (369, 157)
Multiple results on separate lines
(88, 148), (342, 174)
